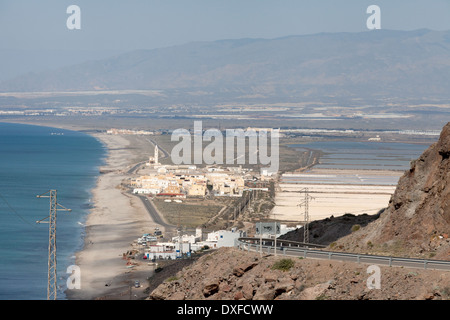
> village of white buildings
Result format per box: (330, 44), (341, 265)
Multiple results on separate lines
(130, 144), (273, 198)
(138, 223), (297, 261)
(122, 142), (289, 261)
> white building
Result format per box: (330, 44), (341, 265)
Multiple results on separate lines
(147, 145), (160, 167)
(133, 187), (161, 194)
(145, 228), (245, 260)
(172, 234), (199, 244)
(145, 242), (191, 260)
(255, 222), (299, 238)
(199, 228), (245, 248)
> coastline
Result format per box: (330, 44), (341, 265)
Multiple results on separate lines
(0, 120), (164, 300)
(65, 132), (159, 300)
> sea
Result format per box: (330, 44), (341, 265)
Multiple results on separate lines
(0, 122), (106, 300)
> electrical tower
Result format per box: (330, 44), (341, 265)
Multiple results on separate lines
(36, 190), (71, 300)
(298, 188), (314, 244)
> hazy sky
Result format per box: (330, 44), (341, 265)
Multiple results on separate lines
(1, 0), (450, 79)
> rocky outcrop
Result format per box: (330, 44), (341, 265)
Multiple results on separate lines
(148, 247), (450, 300)
(279, 212), (381, 246)
(335, 122), (450, 260)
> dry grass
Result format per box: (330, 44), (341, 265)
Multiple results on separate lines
(153, 198), (224, 228)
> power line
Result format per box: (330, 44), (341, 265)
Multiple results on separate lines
(0, 192), (36, 227)
(36, 190), (71, 300)
(298, 188), (314, 244)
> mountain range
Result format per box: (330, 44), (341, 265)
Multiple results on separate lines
(3, 29), (450, 101)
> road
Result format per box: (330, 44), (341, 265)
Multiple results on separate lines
(127, 161), (147, 174)
(125, 137), (175, 237)
(237, 238), (450, 272)
(146, 138), (169, 160)
(126, 137), (170, 175)
(137, 194), (176, 232)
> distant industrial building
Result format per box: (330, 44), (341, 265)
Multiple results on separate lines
(368, 135), (381, 141)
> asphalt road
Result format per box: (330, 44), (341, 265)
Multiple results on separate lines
(238, 239), (450, 272)
(146, 138), (169, 160)
(137, 194), (175, 231)
(126, 138), (174, 236)
(127, 137), (170, 175)
(127, 161), (147, 174)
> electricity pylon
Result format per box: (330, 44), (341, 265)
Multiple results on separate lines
(298, 188), (314, 244)
(36, 190), (71, 300)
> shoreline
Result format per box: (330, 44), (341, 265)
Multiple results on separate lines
(65, 132), (160, 300)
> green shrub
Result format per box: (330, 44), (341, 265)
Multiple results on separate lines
(316, 293), (330, 300)
(441, 287), (450, 297)
(165, 276), (179, 282)
(351, 224), (361, 232)
(271, 258), (295, 271)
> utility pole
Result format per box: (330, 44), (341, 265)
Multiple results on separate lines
(36, 190), (71, 300)
(298, 188), (314, 244)
(274, 219), (277, 256)
(273, 210), (277, 256)
(259, 222), (262, 257)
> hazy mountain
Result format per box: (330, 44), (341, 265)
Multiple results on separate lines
(0, 49), (126, 82)
(3, 29), (450, 100)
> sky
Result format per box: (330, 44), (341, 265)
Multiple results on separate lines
(1, 0), (450, 79)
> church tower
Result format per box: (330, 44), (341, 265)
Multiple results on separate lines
(154, 145), (159, 165)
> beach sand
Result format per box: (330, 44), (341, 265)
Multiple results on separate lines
(66, 133), (161, 300)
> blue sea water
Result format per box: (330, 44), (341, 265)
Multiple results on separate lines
(0, 122), (106, 300)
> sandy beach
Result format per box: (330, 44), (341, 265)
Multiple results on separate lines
(66, 133), (161, 300)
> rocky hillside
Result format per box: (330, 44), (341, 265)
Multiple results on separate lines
(333, 123), (450, 260)
(279, 212), (382, 246)
(148, 247), (450, 300)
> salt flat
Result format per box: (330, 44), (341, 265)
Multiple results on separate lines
(272, 169), (403, 222)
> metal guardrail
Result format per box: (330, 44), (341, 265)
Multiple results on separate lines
(235, 238), (450, 272)
(238, 236), (327, 249)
